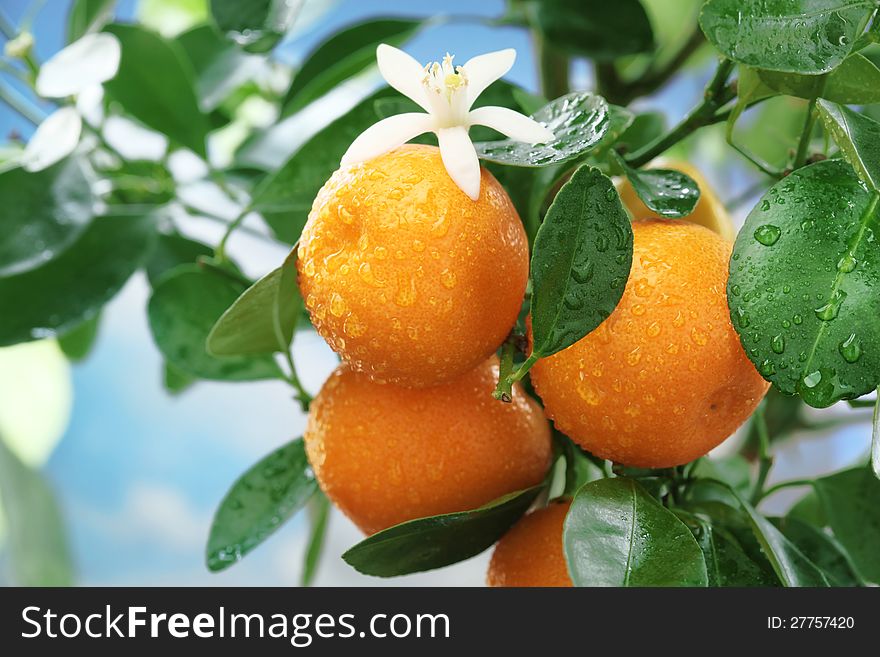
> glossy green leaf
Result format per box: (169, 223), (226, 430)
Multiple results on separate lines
(700, 0), (876, 74)
(0, 214), (154, 347)
(145, 232), (213, 285)
(530, 165), (633, 358)
(681, 514), (778, 586)
(163, 360), (196, 395)
(58, 314), (100, 362)
(67, 0), (116, 42)
(741, 501), (830, 586)
(0, 436), (73, 585)
(103, 24), (209, 157)
(818, 100), (880, 191)
(616, 111), (666, 154)
(813, 466), (880, 583)
(207, 252), (301, 356)
(534, 0), (654, 60)
(728, 160), (880, 408)
(148, 265), (282, 381)
(771, 516), (862, 586)
(252, 88), (396, 244)
(282, 18), (421, 117)
(0, 159), (94, 277)
(872, 395), (880, 479)
(301, 491), (330, 587)
(564, 478), (708, 586)
(209, 0), (302, 53)
(206, 438), (316, 572)
(342, 487), (542, 577)
(475, 92), (610, 167)
(589, 104), (635, 159)
(615, 153), (701, 218)
(755, 54), (880, 104)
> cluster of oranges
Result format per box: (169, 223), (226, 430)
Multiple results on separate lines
(296, 145), (768, 586)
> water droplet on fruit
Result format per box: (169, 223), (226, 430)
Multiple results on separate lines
(440, 269), (457, 289)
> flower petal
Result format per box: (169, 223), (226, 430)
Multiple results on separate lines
(341, 112), (435, 165)
(22, 107), (82, 172)
(36, 33), (121, 98)
(468, 106), (555, 144)
(376, 43), (432, 113)
(462, 48), (515, 108)
(437, 126), (481, 200)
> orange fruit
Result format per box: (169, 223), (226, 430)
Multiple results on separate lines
(297, 144), (529, 387)
(616, 158), (737, 241)
(304, 357), (552, 535)
(487, 500), (572, 587)
(529, 219), (769, 468)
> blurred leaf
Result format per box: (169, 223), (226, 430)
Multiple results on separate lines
(692, 455), (752, 494)
(301, 491), (330, 587)
(530, 165), (633, 358)
(813, 466), (880, 583)
(788, 489), (828, 527)
(67, 0), (116, 43)
(755, 54), (880, 104)
(700, 0), (875, 74)
(207, 252), (301, 356)
(680, 514), (778, 586)
(148, 264), (282, 381)
(145, 232), (213, 285)
(103, 160), (176, 205)
(735, 96), (804, 167)
(0, 436), (73, 585)
(564, 478), (708, 586)
(104, 24), (210, 157)
(342, 487), (542, 577)
(873, 396), (880, 479)
(771, 516), (862, 586)
(163, 360), (196, 395)
(282, 18), (421, 117)
(614, 153), (701, 218)
(475, 92), (610, 167)
(618, 112), (667, 154)
(0, 158), (94, 277)
(534, 0), (654, 60)
(139, 0), (208, 38)
(0, 215), (154, 347)
(209, 0), (302, 53)
(206, 438), (316, 572)
(252, 88), (397, 243)
(58, 314), (100, 362)
(818, 100), (880, 191)
(487, 162), (562, 244)
(728, 160), (880, 408)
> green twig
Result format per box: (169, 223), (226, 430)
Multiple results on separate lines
(492, 351), (539, 401)
(758, 478), (814, 502)
(182, 203), (282, 247)
(214, 206), (252, 263)
(282, 344), (312, 412)
(300, 492), (330, 587)
(793, 97), (818, 169)
(749, 405), (774, 505)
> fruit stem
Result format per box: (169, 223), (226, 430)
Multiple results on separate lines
(281, 345), (312, 412)
(756, 478), (814, 502)
(492, 351), (540, 402)
(215, 205), (252, 264)
(793, 96), (819, 170)
(749, 404), (774, 505)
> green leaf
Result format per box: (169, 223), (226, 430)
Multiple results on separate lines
(103, 23), (209, 157)
(475, 92), (610, 167)
(554, 433), (602, 498)
(813, 466), (880, 583)
(0, 435), (73, 585)
(755, 54), (880, 104)
(614, 153), (701, 218)
(589, 104), (635, 159)
(728, 160), (880, 408)
(616, 111), (667, 154)
(699, 0), (876, 74)
(209, 0), (302, 53)
(740, 501), (830, 586)
(534, 0), (654, 60)
(564, 478), (708, 586)
(301, 491), (330, 587)
(872, 395), (880, 479)
(206, 438), (316, 572)
(691, 455), (752, 494)
(771, 516), (862, 586)
(817, 100), (880, 191)
(148, 265), (282, 381)
(252, 88), (397, 243)
(0, 159), (94, 277)
(530, 165), (633, 358)
(163, 360), (196, 395)
(0, 214), (154, 347)
(681, 514), (778, 586)
(145, 232), (213, 285)
(207, 251), (301, 356)
(58, 314), (100, 362)
(281, 18), (421, 117)
(788, 489), (828, 527)
(67, 0), (116, 43)
(342, 487), (542, 577)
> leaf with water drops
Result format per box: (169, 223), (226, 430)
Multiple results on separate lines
(699, 0), (876, 74)
(341, 486), (542, 577)
(588, 104), (634, 159)
(817, 100), (880, 191)
(728, 159), (880, 408)
(564, 478), (708, 586)
(614, 153), (701, 218)
(206, 438), (316, 572)
(530, 165), (633, 358)
(754, 54), (880, 104)
(474, 92), (610, 167)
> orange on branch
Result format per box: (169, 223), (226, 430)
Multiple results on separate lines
(530, 219), (769, 468)
(297, 144), (529, 387)
(304, 357), (552, 535)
